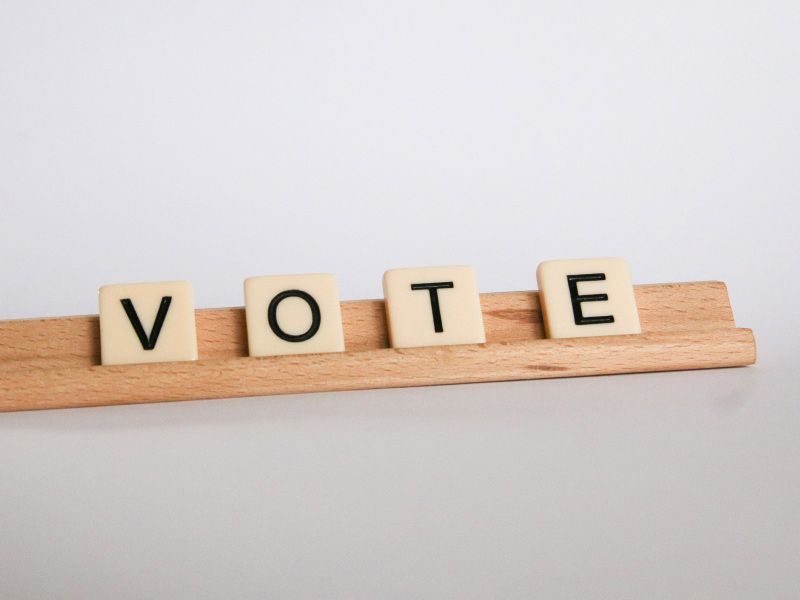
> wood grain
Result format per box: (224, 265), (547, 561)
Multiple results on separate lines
(0, 281), (755, 412)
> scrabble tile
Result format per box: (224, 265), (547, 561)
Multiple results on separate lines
(99, 281), (198, 366)
(382, 265), (485, 348)
(244, 274), (345, 357)
(536, 258), (641, 339)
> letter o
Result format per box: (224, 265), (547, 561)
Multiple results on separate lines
(267, 290), (322, 342)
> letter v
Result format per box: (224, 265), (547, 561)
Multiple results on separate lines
(120, 297), (173, 350)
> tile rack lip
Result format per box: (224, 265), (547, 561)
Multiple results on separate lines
(0, 281), (756, 412)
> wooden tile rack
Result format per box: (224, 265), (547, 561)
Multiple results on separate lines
(0, 281), (755, 412)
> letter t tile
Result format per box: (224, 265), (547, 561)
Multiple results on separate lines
(382, 266), (486, 349)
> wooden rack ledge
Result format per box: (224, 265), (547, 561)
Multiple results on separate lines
(0, 281), (756, 412)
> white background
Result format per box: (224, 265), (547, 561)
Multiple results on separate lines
(1, 1), (798, 598)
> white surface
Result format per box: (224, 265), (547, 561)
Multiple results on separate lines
(0, 1), (798, 598)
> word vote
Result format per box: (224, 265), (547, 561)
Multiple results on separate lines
(98, 258), (641, 366)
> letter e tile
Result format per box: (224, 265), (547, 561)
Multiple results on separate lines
(536, 258), (641, 339)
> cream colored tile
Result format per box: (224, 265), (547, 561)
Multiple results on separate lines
(99, 280), (198, 366)
(536, 258), (641, 339)
(244, 274), (345, 357)
(382, 265), (485, 349)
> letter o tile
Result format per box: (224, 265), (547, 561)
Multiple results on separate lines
(244, 274), (345, 357)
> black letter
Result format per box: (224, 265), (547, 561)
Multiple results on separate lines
(410, 282), (454, 333)
(566, 274), (615, 326)
(120, 296), (173, 350)
(267, 290), (322, 342)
